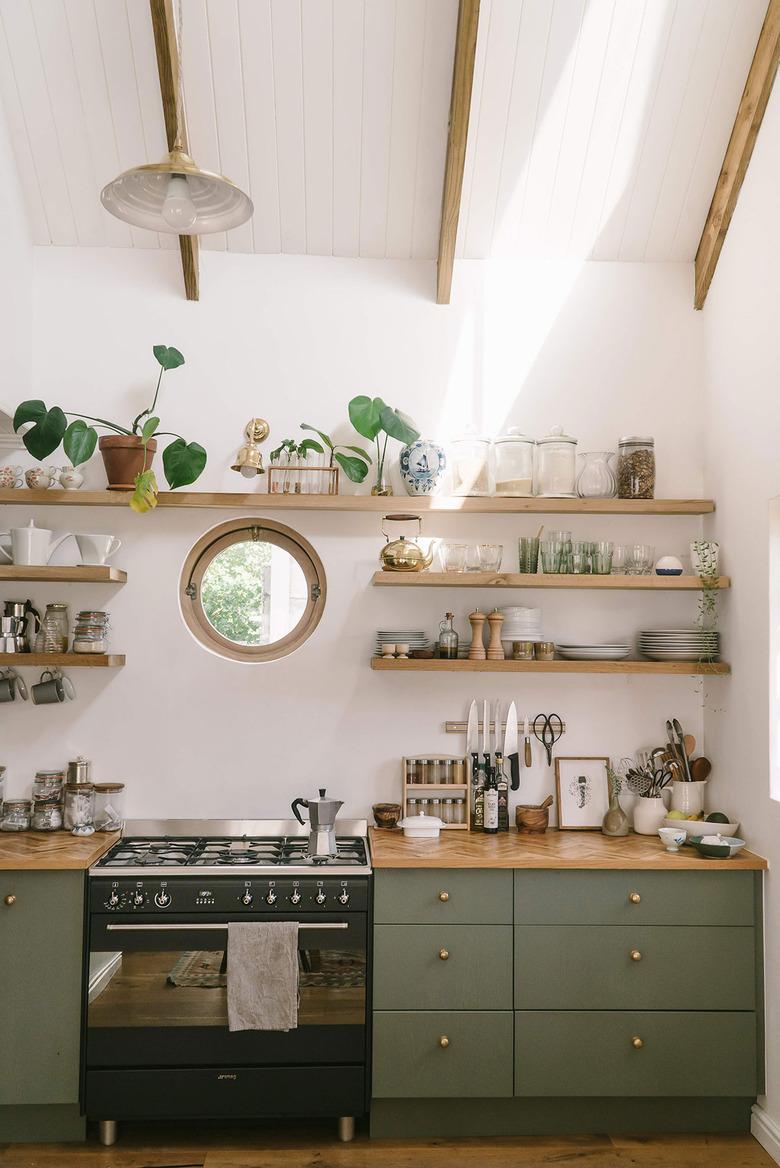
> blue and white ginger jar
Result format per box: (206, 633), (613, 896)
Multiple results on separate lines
(399, 439), (447, 496)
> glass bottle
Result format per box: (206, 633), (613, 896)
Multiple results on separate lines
(483, 766), (499, 834)
(438, 612), (459, 659)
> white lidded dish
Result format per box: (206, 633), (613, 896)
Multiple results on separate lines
(397, 813), (444, 839)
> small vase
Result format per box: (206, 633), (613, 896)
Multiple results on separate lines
(602, 788), (629, 836)
(632, 795), (669, 835)
(400, 439), (447, 496)
(371, 471), (392, 496)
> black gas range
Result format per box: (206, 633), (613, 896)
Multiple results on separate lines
(85, 820), (372, 1147)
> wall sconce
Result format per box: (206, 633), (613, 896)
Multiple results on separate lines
(231, 418), (269, 478)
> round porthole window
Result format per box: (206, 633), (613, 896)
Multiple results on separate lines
(181, 519), (326, 662)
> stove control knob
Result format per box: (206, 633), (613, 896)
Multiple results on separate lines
(316, 891), (327, 905)
(265, 890), (277, 906)
(241, 891), (254, 906)
(132, 891), (145, 907)
(290, 890), (302, 905)
(154, 891), (171, 908)
(338, 890), (350, 906)
(107, 891), (120, 907)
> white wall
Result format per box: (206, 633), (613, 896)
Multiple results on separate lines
(701, 81), (780, 1158)
(0, 95), (32, 421)
(0, 250), (710, 826)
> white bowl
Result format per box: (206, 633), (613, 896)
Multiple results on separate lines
(398, 813), (444, 839)
(663, 816), (740, 838)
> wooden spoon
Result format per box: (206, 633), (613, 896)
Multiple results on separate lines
(690, 757), (712, 782)
(683, 734), (696, 758)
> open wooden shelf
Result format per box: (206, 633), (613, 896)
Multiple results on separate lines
(0, 490), (715, 514)
(372, 571), (729, 590)
(0, 653), (125, 667)
(371, 657), (729, 676)
(0, 565), (126, 583)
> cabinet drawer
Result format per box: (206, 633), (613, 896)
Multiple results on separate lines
(374, 870), (513, 925)
(373, 1011), (513, 1098)
(514, 870), (755, 926)
(515, 1011), (757, 1097)
(374, 925), (512, 1010)
(514, 925), (755, 1010)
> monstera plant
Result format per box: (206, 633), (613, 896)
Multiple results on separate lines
(347, 396), (420, 495)
(13, 345), (206, 512)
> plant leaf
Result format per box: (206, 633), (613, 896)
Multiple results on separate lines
(152, 344), (185, 370)
(300, 423), (334, 450)
(348, 396), (383, 440)
(340, 443), (372, 463)
(130, 468), (158, 513)
(141, 415), (160, 442)
(17, 404), (67, 460)
(299, 438), (324, 456)
(13, 399), (47, 430)
(379, 405), (420, 446)
(162, 438), (207, 489)
(334, 452), (370, 483)
(63, 420), (97, 467)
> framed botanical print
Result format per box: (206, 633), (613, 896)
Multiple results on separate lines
(555, 757), (610, 830)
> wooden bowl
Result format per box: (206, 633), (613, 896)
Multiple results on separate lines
(373, 803), (402, 829)
(516, 805), (550, 833)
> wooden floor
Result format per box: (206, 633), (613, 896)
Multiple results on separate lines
(0, 1125), (775, 1168)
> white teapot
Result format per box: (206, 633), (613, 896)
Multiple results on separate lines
(0, 520), (72, 566)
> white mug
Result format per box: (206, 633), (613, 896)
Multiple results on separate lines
(75, 533), (122, 565)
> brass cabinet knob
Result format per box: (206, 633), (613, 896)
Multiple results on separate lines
(439, 948), (449, 961)
(630, 948), (642, 962)
(3, 894), (15, 907)
(631, 1036), (644, 1049)
(629, 892), (641, 904)
(438, 891), (449, 902)
(439, 1036), (450, 1049)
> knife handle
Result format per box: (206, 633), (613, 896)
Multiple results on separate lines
(524, 739), (532, 768)
(509, 754), (520, 791)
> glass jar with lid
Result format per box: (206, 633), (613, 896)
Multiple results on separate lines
(449, 433), (494, 496)
(93, 783), (125, 832)
(493, 429), (535, 496)
(617, 436), (655, 499)
(31, 770), (64, 831)
(535, 426), (578, 497)
(64, 783), (95, 834)
(36, 603), (69, 653)
(1, 799), (31, 832)
(453, 796), (466, 825)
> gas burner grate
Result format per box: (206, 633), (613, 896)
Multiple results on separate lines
(95, 834), (369, 869)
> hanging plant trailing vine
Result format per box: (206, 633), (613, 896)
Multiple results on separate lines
(692, 539), (720, 663)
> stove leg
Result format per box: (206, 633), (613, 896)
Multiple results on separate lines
(98, 1120), (118, 1146)
(337, 1116), (355, 1142)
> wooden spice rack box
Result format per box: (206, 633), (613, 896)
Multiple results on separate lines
(402, 755), (471, 830)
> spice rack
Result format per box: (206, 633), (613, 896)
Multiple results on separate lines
(402, 755), (471, 830)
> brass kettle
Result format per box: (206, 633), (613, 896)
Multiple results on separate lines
(380, 514), (434, 572)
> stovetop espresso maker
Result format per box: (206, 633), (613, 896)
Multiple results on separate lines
(291, 788), (344, 858)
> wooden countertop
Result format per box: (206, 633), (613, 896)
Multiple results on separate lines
(369, 828), (768, 870)
(0, 831), (118, 870)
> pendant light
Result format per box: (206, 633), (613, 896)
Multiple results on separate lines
(100, 1), (252, 235)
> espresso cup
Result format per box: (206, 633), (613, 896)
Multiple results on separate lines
(0, 465), (22, 488)
(31, 669), (65, 705)
(25, 466), (59, 490)
(75, 534), (122, 565)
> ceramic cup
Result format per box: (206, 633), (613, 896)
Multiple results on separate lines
(395, 642), (410, 658)
(59, 467), (85, 491)
(658, 827), (686, 852)
(0, 669), (27, 703)
(31, 668), (75, 705)
(75, 534), (122, 565)
(632, 794), (670, 835)
(381, 644), (396, 658)
(0, 465), (23, 488)
(25, 466), (59, 490)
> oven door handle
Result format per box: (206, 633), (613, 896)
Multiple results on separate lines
(104, 922), (350, 932)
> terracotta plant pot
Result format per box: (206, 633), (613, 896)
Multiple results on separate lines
(99, 436), (157, 492)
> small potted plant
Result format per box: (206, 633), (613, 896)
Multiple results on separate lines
(347, 397), (420, 495)
(13, 345), (206, 512)
(268, 426), (373, 495)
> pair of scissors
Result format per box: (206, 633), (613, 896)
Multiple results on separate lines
(532, 714), (564, 766)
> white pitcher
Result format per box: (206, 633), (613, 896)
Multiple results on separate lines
(0, 520), (72, 565)
(75, 534), (122, 565)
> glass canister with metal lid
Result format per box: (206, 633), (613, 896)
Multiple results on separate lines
(93, 783), (125, 832)
(1, 799), (31, 832)
(31, 770), (65, 831)
(449, 433), (494, 496)
(535, 426), (578, 497)
(493, 429), (535, 496)
(67, 756), (92, 785)
(617, 436), (655, 499)
(64, 783), (95, 834)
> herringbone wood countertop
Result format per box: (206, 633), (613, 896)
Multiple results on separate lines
(0, 830), (118, 869)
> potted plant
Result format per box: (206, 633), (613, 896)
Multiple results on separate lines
(347, 397), (420, 495)
(13, 345), (206, 512)
(268, 426), (373, 495)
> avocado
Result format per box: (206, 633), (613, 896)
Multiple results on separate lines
(706, 811), (730, 824)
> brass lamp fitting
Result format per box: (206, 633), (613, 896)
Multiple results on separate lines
(231, 417), (269, 477)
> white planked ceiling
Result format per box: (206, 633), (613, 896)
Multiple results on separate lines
(0, 0), (769, 262)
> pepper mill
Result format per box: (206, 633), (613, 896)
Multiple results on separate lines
(486, 609), (505, 660)
(467, 608), (487, 660)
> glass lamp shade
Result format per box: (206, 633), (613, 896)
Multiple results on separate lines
(100, 148), (253, 235)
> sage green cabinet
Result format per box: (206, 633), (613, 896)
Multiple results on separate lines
(374, 869), (513, 925)
(0, 870), (84, 1106)
(374, 925), (513, 1010)
(514, 925), (755, 1011)
(515, 1011), (757, 1097)
(373, 1011), (513, 1098)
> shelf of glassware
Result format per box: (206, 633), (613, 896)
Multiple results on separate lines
(370, 658), (729, 676)
(371, 572), (729, 590)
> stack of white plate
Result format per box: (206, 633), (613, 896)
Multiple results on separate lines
(375, 630), (431, 654)
(499, 606), (544, 642)
(557, 644), (630, 661)
(638, 629), (720, 661)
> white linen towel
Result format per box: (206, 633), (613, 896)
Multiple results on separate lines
(227, 921), (299, 1032)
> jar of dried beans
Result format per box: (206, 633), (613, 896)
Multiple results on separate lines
(617, 437), (655, 499)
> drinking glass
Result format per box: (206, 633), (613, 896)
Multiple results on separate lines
(478, 544), (503, 572)
(570, 552), (589, 574)
(540, 540), (563, 574)
(591, 540), (614, 575)
(611, 545), (629, 575)
(442, 543), (467, 573)
(464, 545), (481, 573)
(549, 531), (572, 573)
(627, 544), (655, 575)
(518, 537), (540, 574)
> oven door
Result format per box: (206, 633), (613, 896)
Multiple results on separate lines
(86, 913), (367, 1068)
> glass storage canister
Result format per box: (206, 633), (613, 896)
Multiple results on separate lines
(31, 770), (64, 831)
(1, 799), (31, 832)
(453, 796), (466, 825)
(73, 611), (110, 654)
(535, 426), (578, 497)
(93, 782), (125, 832)
(36, 603), (69, 653)
(617, 436), (655, 499)
(449, 434), (494, 496)
(63, 782), (95, 834)
(493, 429), (535, 496)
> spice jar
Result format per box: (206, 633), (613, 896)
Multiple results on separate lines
(31, 770), (64, 831)
(449, 434), (494, 496)
(93, 783), (125, 832)
(493, 429), (535, 496)
(73, 611), (110, 654)
(63, 783), (95, 834)
(1, 799), (31, 832)
(535, 427), (578, 497)
(453, 796), (466, 825)
(617, 436), (655, 499)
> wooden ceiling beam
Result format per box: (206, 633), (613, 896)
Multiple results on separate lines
(149, 0), (199, 301)
(694, 0), (780, 309)
(436, 0), (480, 305)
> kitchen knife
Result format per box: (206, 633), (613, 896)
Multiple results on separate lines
(504, 700), (520, 790)
(494, 699), (504, 774)
(482, 699), (490, 768)
(466, 700), (479, 783)
(523, 715), (532, 768)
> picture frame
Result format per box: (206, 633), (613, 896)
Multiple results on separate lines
(554, 757), (610, 830)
